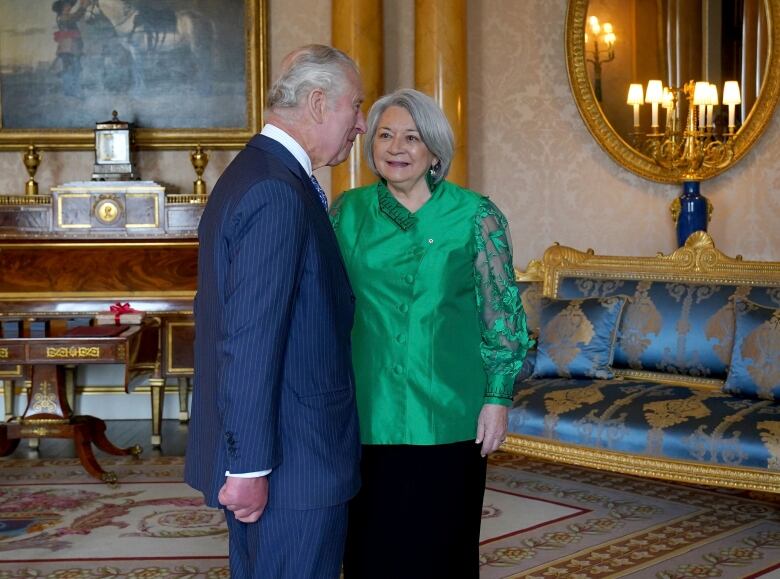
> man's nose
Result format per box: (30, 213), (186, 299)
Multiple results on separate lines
(355, 111), (367, 134)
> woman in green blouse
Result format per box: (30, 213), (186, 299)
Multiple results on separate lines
(331, 88), (531, 579)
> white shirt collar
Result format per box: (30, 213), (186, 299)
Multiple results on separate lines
(261, 123), (313, 176)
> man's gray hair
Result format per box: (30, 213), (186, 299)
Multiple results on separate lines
(364, 89), (454, 184)
(267, 45), (359, 110)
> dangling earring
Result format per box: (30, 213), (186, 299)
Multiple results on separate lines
(429, 161), (441, 177)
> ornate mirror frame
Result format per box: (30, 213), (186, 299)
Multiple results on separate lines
(565, 0), (780, 184)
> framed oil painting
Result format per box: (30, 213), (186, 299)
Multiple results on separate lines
(0, 0), (266, 149)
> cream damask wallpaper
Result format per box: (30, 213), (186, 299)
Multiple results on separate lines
(0, 0), (777, 267)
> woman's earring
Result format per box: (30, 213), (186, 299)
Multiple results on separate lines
(429, 161), (441, 177)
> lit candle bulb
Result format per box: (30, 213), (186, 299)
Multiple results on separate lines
(627, 83), (644, 127)
(692, 81), (711, 131)
(645, 80), (663, 130)
(722, 81), (742, 134)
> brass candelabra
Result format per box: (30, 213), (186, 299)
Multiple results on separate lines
(646, 81), (734, 181)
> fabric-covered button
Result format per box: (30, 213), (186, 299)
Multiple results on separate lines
(395, 334), (406, 344)
(404, 274), (415, 284)
(393, 365), (404, 375)
(399, 303), (409, 313)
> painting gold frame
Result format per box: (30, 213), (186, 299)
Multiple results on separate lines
(0, 0), (266, 151)
(565, 0), (780, 184)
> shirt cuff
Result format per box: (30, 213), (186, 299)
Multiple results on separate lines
(225, 469), (272, 477)
(483, 395), (512, 407)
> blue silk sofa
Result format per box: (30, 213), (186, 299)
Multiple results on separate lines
(505, 232), (780, 493)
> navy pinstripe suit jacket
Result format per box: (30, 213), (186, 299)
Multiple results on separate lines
(184, 134), (361, 510)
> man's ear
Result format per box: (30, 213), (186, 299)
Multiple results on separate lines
(308, 88), (327, 124)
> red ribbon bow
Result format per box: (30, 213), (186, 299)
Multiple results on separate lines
(110, 302), (138, 324)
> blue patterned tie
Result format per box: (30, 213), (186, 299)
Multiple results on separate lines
(309, 174), (328, 211)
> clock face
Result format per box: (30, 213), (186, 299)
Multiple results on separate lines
(95, 198), (122, 224)
(96, 130), (130, 165)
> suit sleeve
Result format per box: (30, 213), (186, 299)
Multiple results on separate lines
(219, 179), (308, 474)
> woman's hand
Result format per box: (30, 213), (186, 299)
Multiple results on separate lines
(475, 403), (508, 457)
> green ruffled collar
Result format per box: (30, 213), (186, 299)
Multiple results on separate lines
(376, 177), (443, 231)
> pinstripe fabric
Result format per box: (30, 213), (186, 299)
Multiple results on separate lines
(184, 134), (360, 572)
(225, 504), (348, 578)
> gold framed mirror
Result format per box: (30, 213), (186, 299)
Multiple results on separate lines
(566, 0), (780, 184)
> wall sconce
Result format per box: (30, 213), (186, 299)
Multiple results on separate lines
(585, 16), (616, 101)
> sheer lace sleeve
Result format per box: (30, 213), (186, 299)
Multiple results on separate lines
(474, 199), (533, 405)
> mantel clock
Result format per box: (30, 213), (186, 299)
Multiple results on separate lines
(92, 111), (137, 181)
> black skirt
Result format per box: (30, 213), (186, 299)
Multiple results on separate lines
(343, 440), (488, 579)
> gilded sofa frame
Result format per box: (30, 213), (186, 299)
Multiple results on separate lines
(506, 232), (780, 493)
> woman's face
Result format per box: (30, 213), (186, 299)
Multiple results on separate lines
(372, 105), (437, 192)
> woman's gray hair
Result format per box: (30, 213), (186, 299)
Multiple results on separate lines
(267, 45), (359, 110)
(364, 88), (454, 184)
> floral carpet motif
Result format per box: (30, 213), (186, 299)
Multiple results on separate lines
(2, 454), (780, 577)
(0, 456), (229, 578)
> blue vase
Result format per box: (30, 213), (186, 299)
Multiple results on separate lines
(676, 181), (708, 247)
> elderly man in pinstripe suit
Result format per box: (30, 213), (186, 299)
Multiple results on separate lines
(185, 45), (366, 578)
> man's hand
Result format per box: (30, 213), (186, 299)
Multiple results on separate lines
(475, 404), (508, 457)
(218, 476), (269, 523)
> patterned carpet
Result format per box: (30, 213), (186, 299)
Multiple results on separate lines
(1, 454), (779, 578)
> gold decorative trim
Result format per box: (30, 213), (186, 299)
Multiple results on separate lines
(503, 434), (780, 493)
(9, 385), (192, 395)
(0, 291), (194, 300)
(612, 368), (723, 390)
(515, 259), (544, 282)
(0, 241), (197, 249)
(0, 366), (23, 378)
(46, 346), (101, 359)
(166, 195), (209, 205)
(565, 0), (780, 184)
(542, 232), (780, 295)
(0, 195), (52, 206)
(20, 417), (69, 424)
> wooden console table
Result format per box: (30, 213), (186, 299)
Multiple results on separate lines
(0, 325), (153, 483)
(0, 238), (197, 447)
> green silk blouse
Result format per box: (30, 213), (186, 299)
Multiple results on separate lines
(331, 179), (531, 445)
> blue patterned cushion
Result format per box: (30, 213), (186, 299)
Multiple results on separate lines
(723, 299), (780, 401)
(556, 279), (780, 380)
(532, 296), (628, 379)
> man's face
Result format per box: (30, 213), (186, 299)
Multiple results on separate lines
(320, 70), (367, 167)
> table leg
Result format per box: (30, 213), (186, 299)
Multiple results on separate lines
(149, 377), (165, 447)
(1, 380), (12, 421)
(178, 377), (190, 423)
(72, 420), (119, 484)
(78, 415), (142, 458)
